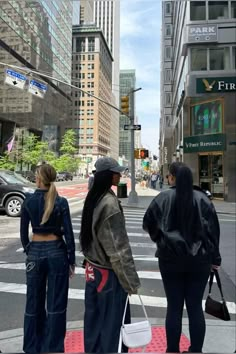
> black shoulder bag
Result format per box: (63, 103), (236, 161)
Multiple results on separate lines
(205, 269), (231, 321)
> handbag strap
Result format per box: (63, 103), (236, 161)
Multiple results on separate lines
(122, 294), (148, 325)
(208, 270), (225, 301)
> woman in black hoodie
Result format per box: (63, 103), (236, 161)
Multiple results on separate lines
(143, 162), (221, 353)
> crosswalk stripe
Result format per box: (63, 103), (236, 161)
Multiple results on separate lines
(0, 281), (235, 313)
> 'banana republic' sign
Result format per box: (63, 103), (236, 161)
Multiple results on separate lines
(197, 77), (236, 93)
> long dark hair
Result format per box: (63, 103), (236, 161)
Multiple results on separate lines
(80, 170), (114, 253)
(169, 162), (195, 242)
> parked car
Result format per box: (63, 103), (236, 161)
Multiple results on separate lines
(0, 170), (35, 217)
(56, 171), (73, 182)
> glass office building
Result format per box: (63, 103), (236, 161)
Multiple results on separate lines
(0, 0), (74, 153)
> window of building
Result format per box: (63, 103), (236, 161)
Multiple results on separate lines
(79, 82), (85, 89)
(231, 1), (236, 18)
(191, 48), (207, 71)
(88, 63), (94, 70)
(190, 1), (206, 21)
(165, 46), (172, 60)
(87, 109), (94, 116)
(88, 37), (95, 52)
(233, 47), (236, 68)
(87, 100), (94, 107)
(86, 128), (93, 135)
(79, 73), (85, 79)
(165, 24), (172, 37)
(86, 137), (93, 143)
(88, 54), (94, 60)
(76, 38), (85, 52)
(79, 101), (85, 107)
(165, 69), (172, 82)
(87, 119), (94, 126)
(87, 73), (94, 79)
(87, 82), (94, 88)
(165, 93), (172, 105)
(165, 2), (172, 16)
(209, 48), (230, 70)
(208, 1), (229, 20)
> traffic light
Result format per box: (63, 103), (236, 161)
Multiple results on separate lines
(134, 148), (149, 159)
(121, 95), (129, 114)
(140, 149), (149, 159)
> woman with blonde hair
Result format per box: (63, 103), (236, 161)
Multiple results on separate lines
(20, 163), (75, 353)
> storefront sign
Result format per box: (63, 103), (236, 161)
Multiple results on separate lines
(184, 133), (226, 153)
(188, 25), (218, 43)
(197, 77), (236, 93)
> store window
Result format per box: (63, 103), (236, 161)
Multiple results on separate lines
(190, 1), (206, 20)
(232, 1), (236, 18)
(191, 48), (207, 71)
(191, 99), (223, 136)
(208, 1), (229, 19)
(209, 48), (230, 70)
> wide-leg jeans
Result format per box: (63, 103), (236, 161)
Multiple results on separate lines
(23, 240), (69, 353)
(84, 262), (130, 353)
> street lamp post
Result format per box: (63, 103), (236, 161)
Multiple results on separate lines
(128, 87), (142, 205)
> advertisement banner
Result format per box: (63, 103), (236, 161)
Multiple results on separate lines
(191, 100), (222, 136)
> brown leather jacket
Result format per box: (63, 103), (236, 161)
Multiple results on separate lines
(84, 190), (140, 292)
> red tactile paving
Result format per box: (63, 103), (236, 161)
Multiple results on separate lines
(64, 327), (190, 353)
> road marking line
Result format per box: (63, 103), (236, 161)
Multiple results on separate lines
(0, 282), (234, 312)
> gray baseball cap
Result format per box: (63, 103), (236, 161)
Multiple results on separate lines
(95, 157), (125, 173)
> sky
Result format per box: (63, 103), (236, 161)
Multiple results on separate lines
(120, 0), (162, 156)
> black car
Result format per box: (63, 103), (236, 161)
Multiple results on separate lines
(0, 170), (35, 217)
(56, 171), (73, 181)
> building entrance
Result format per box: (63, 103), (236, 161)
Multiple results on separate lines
(199, 153), (224, 199)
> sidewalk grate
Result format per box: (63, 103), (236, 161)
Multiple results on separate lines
(64, 327), (190, 352)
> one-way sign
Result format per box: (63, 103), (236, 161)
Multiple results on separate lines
(124, 124), (141, 130)
(5, 69), (27, 89)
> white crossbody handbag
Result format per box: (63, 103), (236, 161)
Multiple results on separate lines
(118, 294), (152, 353)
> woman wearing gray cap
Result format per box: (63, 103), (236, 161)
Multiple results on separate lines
(80, 157), (140, 353)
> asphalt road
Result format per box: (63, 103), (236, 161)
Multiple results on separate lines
(0, 207), (235, 333)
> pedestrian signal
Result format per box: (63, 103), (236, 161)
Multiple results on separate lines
(121, 96), (129, 114)
(134, 148), (149, 159)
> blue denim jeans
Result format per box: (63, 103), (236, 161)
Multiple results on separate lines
(84, 262), (130, 353)
(23, 240), (69, 353)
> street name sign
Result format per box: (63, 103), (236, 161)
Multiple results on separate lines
(5, 69), (27, 89)
(28, 79), (48, 99)
(124, 124), (141, 130)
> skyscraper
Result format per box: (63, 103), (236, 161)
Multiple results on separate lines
(0, 0), (73, 154)
(94, 0), (120, 159)
(119, 70), (136, 164)
(71, 24), (113, 174)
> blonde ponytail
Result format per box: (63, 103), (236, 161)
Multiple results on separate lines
(40, 182), (57, 225)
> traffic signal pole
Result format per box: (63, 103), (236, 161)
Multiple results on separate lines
(128, 87), (142, 205)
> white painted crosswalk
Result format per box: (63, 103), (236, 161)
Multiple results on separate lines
(0, 208), (236, 316)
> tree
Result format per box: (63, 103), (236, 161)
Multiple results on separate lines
(22, 134), (57, 168)
(60, 129), (77, 156)
(0, 153), (16, 170)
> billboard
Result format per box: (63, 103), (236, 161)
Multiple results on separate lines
(191, 99), (223, 136)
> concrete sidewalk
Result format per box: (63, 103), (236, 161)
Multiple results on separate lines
(121, 184), (236, 215)
(0, 318), (235, 353)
